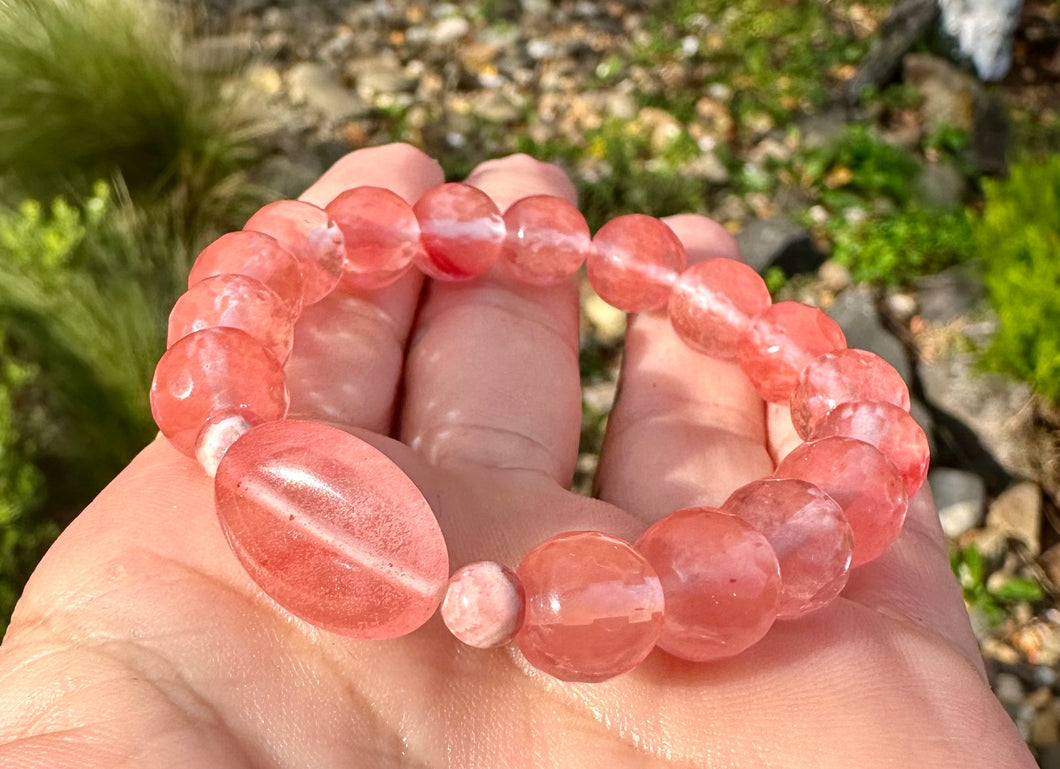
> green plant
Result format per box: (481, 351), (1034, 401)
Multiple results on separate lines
(952, 545), (1044, 626)
(975, 155), (1060, 406)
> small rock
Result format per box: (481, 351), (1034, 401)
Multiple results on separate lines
(287, 63), (368, 123)
(914, 162), (968, 209)
(735, 216), (825, 276)
(347, 56), (418, 94)
(903, 53), (978, 133)
(248, 64), (283, 96)
(915, 265), (987, 324)
(884, 290), (918, 323)
(583, 381), (617, 415)
(431, 16), (471, 46)
(681, 152), (730, 184)
(931, 468), (986, 537)
(583, 294), (626, 342)
(986, 481), (1043, 556)
(636, 107), (684, 153)
(693, 96), (734, 140)
(470, 90), (524, 124)
(827, 286), (912, 383)
(818, 260), (852, 293)
(994, 671), (1026, 709)
(938, 0), (1022, 81)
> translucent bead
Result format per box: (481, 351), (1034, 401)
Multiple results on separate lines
(187, 231), (305, 316)
(441, 561), (524, 649)
(636, 507), (780, 661)
(810, 400), (930, 498)
(790, 349), (910, 439)
(736, 301), (847, 403)
(721, 478), (852, 619)
(668, 258), (772, 360)
(501, 195), (591, 286)
(775, 437), (908, 567)
(150, 327), (289, 457)
(325, 186), (422, 291)
(167, 274), (294, 364)
(588, 214), (687, 312)
(516, 531), (664, 683)
(244, 200), (346, 304)
(195, 415), (252, 478)
(214, 420), (449, 638)
(413, 183), (506, 281)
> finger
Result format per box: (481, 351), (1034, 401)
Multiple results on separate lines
(285, 144), (444, 433)
(398, 155), (583, 484)
(594, 214), (772, 521)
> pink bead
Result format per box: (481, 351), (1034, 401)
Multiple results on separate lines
(195, 414), (252, 478)
(810, 401), (930, 498)
(515, 531), (663, 683)
(167, 274), (294, 364)
(412, 183), (506, 281)
(588, 214), (687, 312)
(150, 327), (289, 457)
(188, 231), (305, 316)
(790, 349), (910, 439)
(721, 479), (852, 619)
(501, 195), (591, 286)
(214, 420), (449, 638)
(244, 200), (346, 304)
(775, 437), (908, 567)
(636, 508), (780, 661)
(441, 561), (524, 649)
(668, 258), (772, 360)
(737, 301), (847, 403)
(325, 186), (422, 291)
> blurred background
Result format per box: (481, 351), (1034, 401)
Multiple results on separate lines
(0, 0), (1057, 760)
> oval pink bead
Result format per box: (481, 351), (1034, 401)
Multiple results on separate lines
(188, 231), (305, 316)
(441, 561), (524, 649)
(214, 420), (449, 638)
(790, 349), (911, 439)
(775, 437), (908, 567)
(244, 200), (346, 304)
(501, 195), (591, 286)
(721, 478), (852, 619)
(325, 186), (422, 291)
(413, 183), (506, 281)
(167, 274), (294, 364)
(150, 327), (289, 457)
(668, 257), (772, 360)
(810, 400), (930, 498)
(588, 214), (687, 312)
(515, 531), (664, 683)
(736, 301), (847, 403)
(636, 508), (780, 661)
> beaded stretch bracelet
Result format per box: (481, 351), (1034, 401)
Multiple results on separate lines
(150, 181), (929, 684)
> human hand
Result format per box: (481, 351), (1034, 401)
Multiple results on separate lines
(0, 145), (1036, 768)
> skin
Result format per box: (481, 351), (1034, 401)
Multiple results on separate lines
(0, 145), (1036, 768)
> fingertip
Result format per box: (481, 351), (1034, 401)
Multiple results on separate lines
(662, 214), (742, 264)
(299, 143), (445, 208)
(465, 154), (578, 210)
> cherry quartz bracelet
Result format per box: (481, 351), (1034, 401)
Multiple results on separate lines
(150, 182), (929, 683)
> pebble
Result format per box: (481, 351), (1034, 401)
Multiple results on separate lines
(986, 481), (1043, 556)
(287, 63), (368, 123)
(930, 468), (986, 538)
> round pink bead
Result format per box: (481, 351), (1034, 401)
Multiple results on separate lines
(214, 420), (449, 638)
(188, 231), (305, 316)
(501, 195), (591, 286)
(195, 414), (253, 478)
(515, 531), (663, 683)
(636, 507), (781, 661)
(244, 200), (346, 304)
(441, 561), (525, 649)
(412, 183), (506, 281)
(722, 478), (852, 619)
(167, 274), (294, 364)
(736, 301), (847, 403)
(791, 349), (911, 439)
(150, 327), (289, 457)
(668, 258), (772, 360)
(810, 400), (930, 498)
(776, 437), (909, 567)
(325, 186), (423, 291)
(588, 214), (687, 312)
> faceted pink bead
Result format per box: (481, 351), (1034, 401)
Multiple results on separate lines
(588, 214), (687, 312)
(244, 200), (346, 304)
(668, 258), (772, 360)
(150, 327), (289, 457)
(636, 508), (781, 661)
(721, 478), (852, 619)
(412, 183), (506, 281)
(214, 420), (449, 638)
(441, 561), (525, 649)
(500, 195), (591, 286)
(737, 301), (847, 403)
(325, 186), (423, 291)
(188, 231), (305, 316)
(515, 531), (664, 683)
(167, 274), (294, 364)
(791, 349), (911, 439)
(775, 437), (908, 567)
(810, 400), (930, 498)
